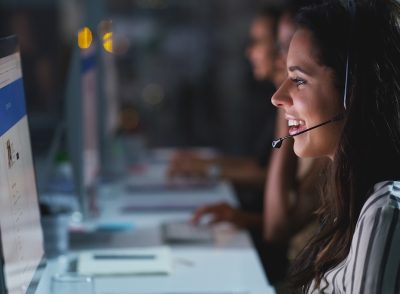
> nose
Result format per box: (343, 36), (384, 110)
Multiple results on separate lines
(271, 79), (292, 109)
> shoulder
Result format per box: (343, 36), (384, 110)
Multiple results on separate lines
(358, 181), (400, 225)
(349, 181), (400, 293)
(355, 180), (400, 253)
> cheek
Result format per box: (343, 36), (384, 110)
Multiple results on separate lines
(293, 125), (330, 158)
(301, 92), (334, 124)
(293, 138), (307, 157)
(292, 95), (337, 157)
(294, 112), (343, 158)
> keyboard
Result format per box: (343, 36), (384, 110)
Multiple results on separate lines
(161, 221), (213, 243)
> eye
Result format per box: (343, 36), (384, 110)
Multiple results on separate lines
(291, 77), (307, 88)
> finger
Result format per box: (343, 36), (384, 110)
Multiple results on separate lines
(209, 214), (225, 225)
(190, 207), (208, 225)
(190, 205), (218, 224)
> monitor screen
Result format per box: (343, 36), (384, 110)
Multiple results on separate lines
(0, 36), (45, 294)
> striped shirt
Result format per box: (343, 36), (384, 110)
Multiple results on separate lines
(308, 181), (400, 293)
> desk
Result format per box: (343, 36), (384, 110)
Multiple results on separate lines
(35, 177), (275, 294)
(37, 248), (271, 294)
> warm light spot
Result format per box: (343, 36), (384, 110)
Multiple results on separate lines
(103, 32), (113, 53)
(78, 27), (93, 49)
(120, 108), (140, 132)
(98, 19), (130, 55)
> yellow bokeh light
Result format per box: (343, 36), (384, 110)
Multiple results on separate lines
(103, 32), (113, 53)
(78, 27), (93, 49)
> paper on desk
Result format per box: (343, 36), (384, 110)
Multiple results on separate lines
(77, 246), (172, 276)
(101, 292), (250, 294)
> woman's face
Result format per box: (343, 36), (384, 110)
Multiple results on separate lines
(246, 17), (276, 81)
(271, 29), (344, 159)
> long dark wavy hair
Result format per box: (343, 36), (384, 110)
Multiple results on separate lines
(287, 0), (400, 292)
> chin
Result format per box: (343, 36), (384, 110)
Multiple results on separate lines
(292, 135), (303, 155)
(293, 141), (305, 157)
(293, 139), (316, 158)
(294, 140), (331, 159)
(293, 146), (306, 158)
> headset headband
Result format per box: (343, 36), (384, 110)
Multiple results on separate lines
(343, 0), (356, 110)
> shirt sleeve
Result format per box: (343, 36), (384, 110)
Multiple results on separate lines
(350, 200), (400, 294)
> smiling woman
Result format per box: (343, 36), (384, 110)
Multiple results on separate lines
(271, 0), (400, 293)
(272, 28), (343, 159)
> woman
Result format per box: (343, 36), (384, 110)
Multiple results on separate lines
(271, 0), (400, 293)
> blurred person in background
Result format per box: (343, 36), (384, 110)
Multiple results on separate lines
(167, 6), (281, 229)
(188, 8), (299, 230)
(190, 5), (326, 287)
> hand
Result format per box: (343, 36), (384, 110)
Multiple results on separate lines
(191, 202), (263, 229)
(191, 202), (240, 226)
(167, 152), (209, 178)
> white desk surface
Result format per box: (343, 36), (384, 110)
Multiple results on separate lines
(35, 176), (275, 294)
(37, 247), (272, 294)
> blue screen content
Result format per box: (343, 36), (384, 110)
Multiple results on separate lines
(0, 50), (45, 294)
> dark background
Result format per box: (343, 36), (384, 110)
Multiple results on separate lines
(0, 0), (281, 157)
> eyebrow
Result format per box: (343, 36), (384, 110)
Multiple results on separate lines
(288, 65), (311, 75)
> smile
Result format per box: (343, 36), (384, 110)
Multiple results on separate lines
(288, 119), (305, 127)
(287, 119), (306, 136)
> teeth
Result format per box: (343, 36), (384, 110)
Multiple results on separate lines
(288, 119), (305, 127)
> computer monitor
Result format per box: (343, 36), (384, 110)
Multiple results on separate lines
(65, 42), (100, 219)
(98, 47), (120, 179)
(0, 35), (45, 294)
